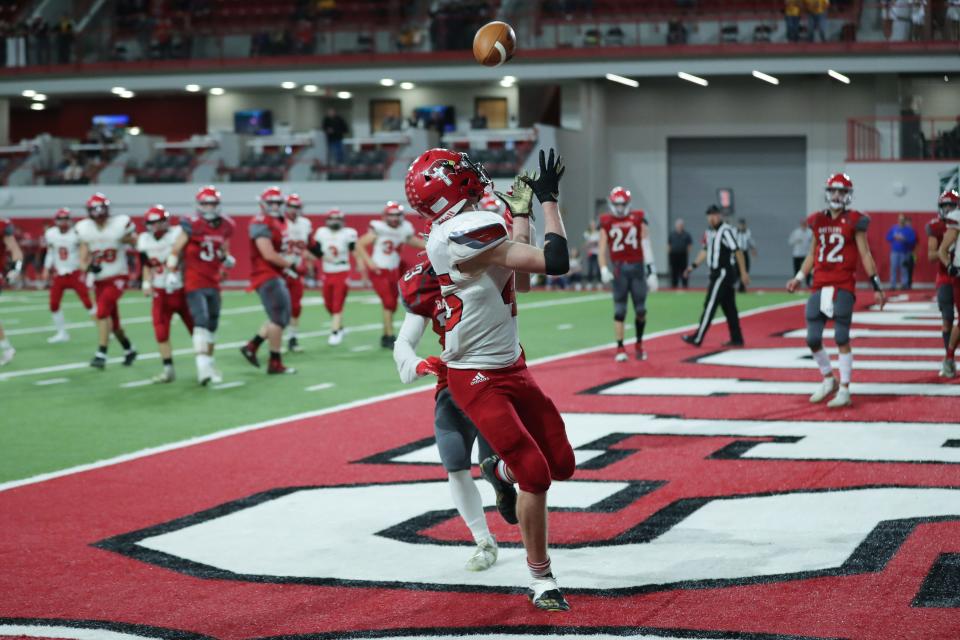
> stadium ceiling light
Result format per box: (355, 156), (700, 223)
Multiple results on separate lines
(399, 82), (415, 90)
(337, 91), (352, 99)
(30, 102), (44, 111)
(605, 73), (638, 88)
(110, 86), (126, 95)
(210, 87), (225, 96)
(128, 126), (141, 135)
(752, 70), (779, 85)
(281, 81), (297, 89)
(185, 84), (201, 92)
(677, 71), (708, 87)
(32, 93), (47, 102)
(304, 84), (319, 93)
(380, 78), (395, 87)
(827, 69), (850, 84)
(22, 89), (36, 97)
(120, 90), (135, 99)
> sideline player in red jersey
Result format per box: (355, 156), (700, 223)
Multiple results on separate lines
(240, 186), (297, 374)
(0, 215), (24, 365)
(310, 209), (357, 346)
(138, 205), (194, 383)
(787, 173), (885, 408)
(928, 189), (959, 378)
(281, 193), (312, 353)
(167, 186), (236, 385)
(597, 186), (657, 362)
(42, 208), (94, 343)
(409, 148), (575, 612)
(937, 190), (960, 376)
(76, 193), (139, 370)
(355, 200), (425, 348)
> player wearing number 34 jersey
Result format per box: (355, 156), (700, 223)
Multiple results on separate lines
(787, 173), (885, 408)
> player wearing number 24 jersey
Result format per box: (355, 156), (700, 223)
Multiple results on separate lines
(787, 173), (885, 409)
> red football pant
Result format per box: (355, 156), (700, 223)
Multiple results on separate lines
(447, 356), (575, 494)
(370, 268), (400, 312)
(49, 271), (92, 312)
(152, 289), (194, 343)
(322, 272), (349, 314)
(285, 274), (304, 319)
(94, 276), (127, 327)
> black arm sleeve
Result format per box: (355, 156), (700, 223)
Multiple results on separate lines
(308, 242), (323, 258)
(543, 232), (570, 276)
(348, 242), (356, 251)
(139, 252), (150, 266)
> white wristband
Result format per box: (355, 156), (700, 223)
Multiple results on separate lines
(794, 270), (805, 282)
(165, 254), (178, 269)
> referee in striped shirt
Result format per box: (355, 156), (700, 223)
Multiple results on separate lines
(681, 205), (749, 347)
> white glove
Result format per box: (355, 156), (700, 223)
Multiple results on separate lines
(600, 266), (614, 284)
(646, 272), (659, 292)
(221, 254), (236, 269)
(142, 280), (153, 296)
(85, 272), (95, 288)
(165, 270), (182, 293)
(165, 254), (178, 270)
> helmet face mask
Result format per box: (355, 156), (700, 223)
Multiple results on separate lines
(285, 194), (303, 221)
(824, 173), (853, 211)
(195, 186), (222, 221)
(145, 205), (169, 237)
(54, 208), (72, 231)
(938, 190), (959, 219)
(326, 209), (344, 230)
(609, 186), (631, 218)
(259, 186), (284, 218)
(86, 193), (110, 223)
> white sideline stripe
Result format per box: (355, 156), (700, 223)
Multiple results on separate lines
(557, 323), (574, 330)
(782, 328), (942, 339)
(350, 345), (374, 352)
(598, 377), (960, 397)
(0, 298), (803, 493)
(34, 377), (69, 386)
(212, 381), (245, 390)
(305, 382), (335, 392)
(120, 379), (154, 388)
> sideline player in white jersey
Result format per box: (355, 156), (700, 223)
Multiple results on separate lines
(42, 208), (94, 343)
(0, 216), (24, 365)
(355, 200), (425, 348)
(76, 193), (138, 369)
(938, 199), (960, 371)
(281, 193), (313, 353)
(409, 148), (576, 612)
(138, 205), (193, 383)
(310, 209), (357, 345)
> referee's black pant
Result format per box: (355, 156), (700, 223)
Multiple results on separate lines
(693, 267), (743, 345)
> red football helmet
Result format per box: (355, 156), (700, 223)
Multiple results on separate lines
(383, 200), (405, 228)
(285, 193), (303, 220)
(195, 185), (222, 221)
(144, 204), (170, 235)
(404, 149), (490, 222)
(53, 208), (72, 229)
(259, 186), (284, 218)
(609, 186), (631, 217)
(938, 189), (959, 219)
(326, 208), (344, 230)
(825, 173), (853, 210)
(86, 193), (110, 222)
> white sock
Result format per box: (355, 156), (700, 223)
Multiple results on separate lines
(289, 325), (298, 339)
(0, 338), (11, 349)
(52, 310), (66, 332)
(838, 352), (853, 386)
(812, 349), (833, 377)
(447, 470), (490, 543)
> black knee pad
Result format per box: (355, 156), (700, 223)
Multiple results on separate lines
(614, 305), (627, 323)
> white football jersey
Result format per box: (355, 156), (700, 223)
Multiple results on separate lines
(369, 219), (415, 270)
(44, 226), (81, 274)
(136, 226), (183, 289)
(75, 215), (135, 281)
(426, 209), (520, 370)
(946, 210), (960, 269)
(282, 216), (313, 262)
(314, 226), (358, 274)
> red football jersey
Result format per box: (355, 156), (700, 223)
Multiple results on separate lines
(399, 261), (448, 390)
(808, 209), (870, 293)
(181, 215), (235, 292)
(599, 210), (645, 263)
(926, 218), (952, 287)
(248, 214), (286, 289)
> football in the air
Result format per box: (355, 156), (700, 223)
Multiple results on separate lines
(473, 21), (516, 67)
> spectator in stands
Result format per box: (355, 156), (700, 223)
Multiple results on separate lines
(60, 152), (85, 184)
(805, 0), (829, 41)
(30, 17), (50, 66)
(667, 218), (693, 288)
(293, 19), (315, 54)
(7, 21), (26, 67)
(56, 14), (74, 64)
(667, 19), (688, 45)
(470, 113), (488, 129)
(880, 0), (894, 38)
(322, 108), (349, 164)
(788, 218), (813, 286)
(381, 114), (402, 131)
(151, 14), (174, 59)
(912, 0), (928, 39)
(583, 219), (601, 287)
(886, 213), (917, 289)
(785, 0), (803, 42)
(890, 0), (913, 39)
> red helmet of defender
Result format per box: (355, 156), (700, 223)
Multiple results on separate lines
(326, 208), (344, 230)
(86, 193), (110, 222)
(383, 200), (405, 228)
(195, 185), (221, 221)
(144, 204), (170, 235)
(938, 189), (959, 219)
(404, 148), (491, 222)
(825, 173), (853, 210)
(285, 193), (303, 221)
(609, 186), (631, 217)
(53, 207), (72, 230)
(259, 186), (284, 218)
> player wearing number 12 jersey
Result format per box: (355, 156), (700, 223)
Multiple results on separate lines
(787, 173), (885, 408)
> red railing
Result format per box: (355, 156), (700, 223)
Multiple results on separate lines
(847, 116), (960, 162)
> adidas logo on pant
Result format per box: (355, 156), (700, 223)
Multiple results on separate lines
(470, 372), (490, 386)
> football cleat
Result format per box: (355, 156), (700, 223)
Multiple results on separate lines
(210, 367), (224, 385)
(479, 455), (518, 525)
(288, 336), (303, 353)
(681, 334), (701, 347)
(90, 354), (106, 369)
(939, 359), (956, 378)
(827, 386), (852, 409)
(809, 376), (837, 403)
(529, 574), (571, 612)
(635, 347), (647, 361)
(152, 369), (175, 384)
(47, 331), (70, 344)
(267, 362), (297, 375)
(240, 344), (260, 368)
(614, 346), (628, 362)
(328, 330), (343, 346)
(0, 346), (15, 366)
(380, 334), (395, 349)
(465, 536), (498, 572)
(122, 349), (137, 366)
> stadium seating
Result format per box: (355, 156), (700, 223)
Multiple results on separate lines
(132, 153), (196, 184)
(320, 148), (390, 181)
(225, 152), (289, 183)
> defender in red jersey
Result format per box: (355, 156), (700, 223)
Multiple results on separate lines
(393, 259), (500, 572)
(787, 173), (885, 408)
(240, 186), (297, 375)
(0, 217), (24, 365)
(42, 208), (94, 343)
(597, 186), (657, 362)
(936, 189), (960, 377)
(167, 186), (236, 385)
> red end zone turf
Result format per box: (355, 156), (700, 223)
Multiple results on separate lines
(0, 294), (957, 640)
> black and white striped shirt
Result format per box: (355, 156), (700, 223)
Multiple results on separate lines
(735, 228), (755, 253)
(705, 222), (738, 271)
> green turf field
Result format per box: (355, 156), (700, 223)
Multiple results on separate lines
(0, 288), (796, 483)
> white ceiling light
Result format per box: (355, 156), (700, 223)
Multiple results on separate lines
(605, 73), (639, 88)
(21, 89), (36, 97)
(185, 84), (201, 92)
(677, 71), (708, 87)
(304, 84), (319, 93)
(30, 103), (45, 111)
(752, 70), (779, 85)
(32, 93), (47, 102)
(380, 78), (395, 87)
(210, 87), (225, 96)
(399, 82), (415, 90)
(281, 81), (297, 90)
(120, 90), (135, 99)
(110, 86), (126, 95)
(128, 126), (141, 135)
(337, 91), (352, 99)
(828, 69), (851, 84)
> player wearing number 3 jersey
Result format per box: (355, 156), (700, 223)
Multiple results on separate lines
(787, 173), (885, 408)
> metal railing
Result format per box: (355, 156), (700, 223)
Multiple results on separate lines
(847, 116), (960, 161)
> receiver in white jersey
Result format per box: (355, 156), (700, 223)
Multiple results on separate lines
(137, 226), (183, 289)
(282, 216), (313, 263)
(369, 218), (415, 270)
(426, 209), (520, 370)
(314, 226), (358, 274)
(946, 209), (960, 269)
(75, 215), (136, 281)
(43, 226), (82, 274)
